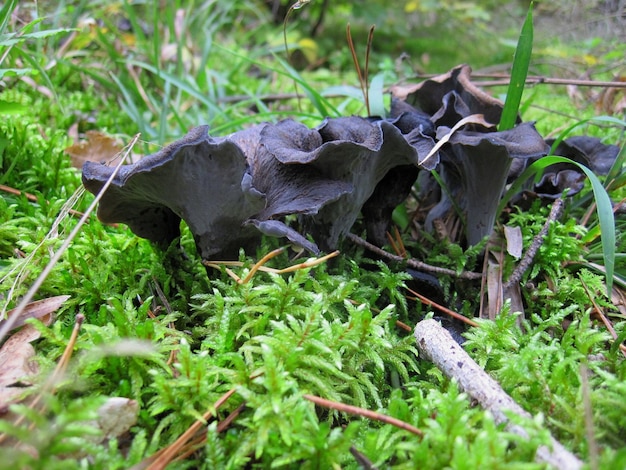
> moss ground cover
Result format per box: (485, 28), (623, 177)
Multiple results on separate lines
(1, 1), (625, 468)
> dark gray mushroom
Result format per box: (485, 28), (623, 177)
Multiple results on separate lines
(82, 125), (266, 260)
(435, 122), (550, 245)
(82, 116), (436, 260)
(537, 136), (620, 198)
(393, 64), (549, 246)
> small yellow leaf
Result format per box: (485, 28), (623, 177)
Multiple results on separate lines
(297, 38), (318, 64)
(582, 54), (598, 66)
(405, 1), (419, 13)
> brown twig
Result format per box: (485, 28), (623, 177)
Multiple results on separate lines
(395, 320), (412, 332)
(350, 445), (378, 470)
(346, 232), (483, 280)
(215, 74), (626, 106)
(0, 183), (85, 218)
(303, 393), (423, 437)
(145, 388), (237, 470)
(504, 197), (564, 290)
(346, 24), (368, 114)
(172, 403), (247, 463)
(412, 73), (626, 89)
(406, 286), (478, 327)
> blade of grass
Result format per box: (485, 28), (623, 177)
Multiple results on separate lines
(548, 115), (626, 155)
(498, 3), (533, 131)
(0, 135), (140, 343)
(499, 155), (615, 295)
(271, 54), (339, 117)
(0, 0), (18, 35)
(126, 59), (227, 119)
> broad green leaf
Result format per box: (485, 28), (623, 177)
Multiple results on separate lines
(368, 72), (386, 118)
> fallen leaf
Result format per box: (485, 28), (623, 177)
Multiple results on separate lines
(504, 225), (523, 259)
(0, 324), (40, 388)
(1, 295), (68, 331)
(65, 131), (123, 169)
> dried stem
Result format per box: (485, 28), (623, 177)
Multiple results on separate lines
(214, 75), (626, 106)
(0, 184), (85, 218)
(346, 232), (483, 280)
(406, 286), (478, 327)
(303, 393), (423, 437)
(412, 73), (626, 89)
(145, 388), (237, 470)
(580, 277), (626, 358)
(0, 134), (139, 343)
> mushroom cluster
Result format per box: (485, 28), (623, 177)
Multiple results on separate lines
(82, 65), (618, 261)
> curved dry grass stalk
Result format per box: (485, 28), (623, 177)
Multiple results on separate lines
(0, 134), (139, 343)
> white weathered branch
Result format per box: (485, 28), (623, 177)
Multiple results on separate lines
(414, 319), (583, 470)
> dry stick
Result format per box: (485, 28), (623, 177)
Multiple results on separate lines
(173, 403), (247, 463)
(0, 134), (139, 344)
(146, 388), (237, 470)
(412, 73), (626, 89)
(214, 76), (626, 105)
(346, 233), (483, 280)
(303, 394), (423, 437)
(346, 24), (366, 113)
(504, 197), (565, 290)
(349, 446), (378, 470)
(406, 286), (478, 327)
(414, 319), (583, 470)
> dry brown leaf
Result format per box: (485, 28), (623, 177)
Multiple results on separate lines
(0, 298), (65, 406)
(65, 131), (123, 169)
(1, 295), (68, 332)
(0, 324), (40, 388)
(596, 76), (626, 115)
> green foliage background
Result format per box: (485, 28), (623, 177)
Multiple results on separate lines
(1, 0), (626, 468)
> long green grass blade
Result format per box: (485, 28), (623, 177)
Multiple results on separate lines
(272, 54), (339, 118)
(0, 0), (18, 36)
(368, 72), (386, 118)
(126, 60), (227, 120)
(548, 115), (626, 155)
(499, 4), (533, 131)
(499, 156), (616, 295)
